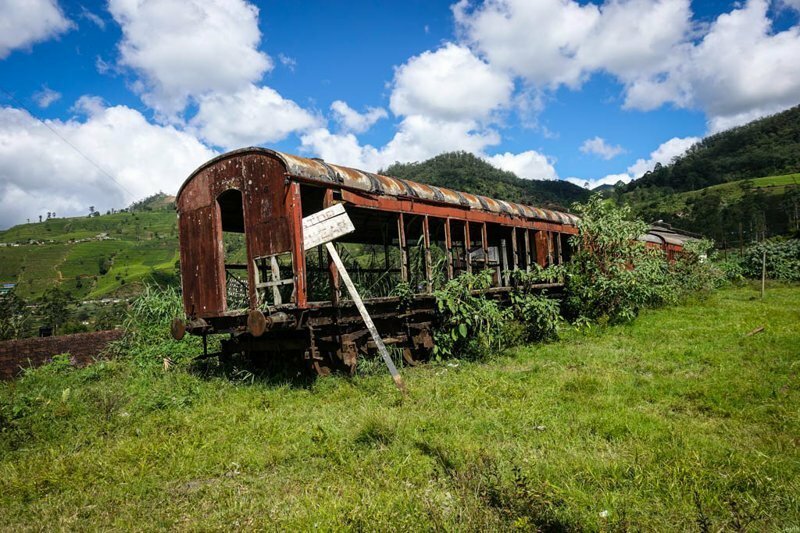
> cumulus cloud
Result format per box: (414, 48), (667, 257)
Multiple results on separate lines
(485, 151), (558, 180)
(330, 101), (388, 134)
(624, 0), (800, 130)
(189, 84), (319, 149)
(454, 0), (692, 88)
(108, 0), (272, 118)
(302, 42), (515, 171)
(782, 0), (800, 11)
(580, 136), (624, 160)
(567, 135), (699, 189)
(455, 0), (800, 132)
(389, 43), (513, 121)
(0, 0), (73, 59)
(33, 86), (61, 108)
(0, 102), (215, 229)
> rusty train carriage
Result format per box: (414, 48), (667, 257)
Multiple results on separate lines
(173, 147), (583, 374)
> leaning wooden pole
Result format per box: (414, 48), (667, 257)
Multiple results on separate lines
(325, 242), (407, 395)
(761, 248), (767, 299)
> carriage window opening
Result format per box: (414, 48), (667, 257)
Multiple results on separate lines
(216, 189), (249, 311)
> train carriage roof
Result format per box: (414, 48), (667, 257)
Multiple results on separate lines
(179, 147), (580, 226)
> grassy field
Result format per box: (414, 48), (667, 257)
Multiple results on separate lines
(1, 284), (798, 530)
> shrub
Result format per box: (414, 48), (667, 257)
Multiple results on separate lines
(433, 270), (512, 360)
(741, 238), (800, 281)
(509, 270), (561, 342)
(432, 269), (561, 359)
(563, 196), (672, 324)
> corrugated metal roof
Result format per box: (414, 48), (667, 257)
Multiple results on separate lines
(179, 147), (580, 226)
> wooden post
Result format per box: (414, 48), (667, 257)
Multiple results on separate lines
(398, 213), (408, 283)
(500, 238), (509, 287)
(422, 215), (432, 293)
(287, 182), (307, 307)
(761, 248), (766, 299)
(511, 228), (519, 272)
(326, 242), (406, 394)
(444, 218), (453, 280)
(481, 223), (488, 272)
(464, 223), (472, 274)
(524, 229), (531, 272)
(323, 190), (340, 304)
(270, 256), (282, 305)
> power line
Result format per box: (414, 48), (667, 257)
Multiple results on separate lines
(0, 87), (134, 198)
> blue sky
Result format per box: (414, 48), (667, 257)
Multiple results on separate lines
(1, 0), (799, 228)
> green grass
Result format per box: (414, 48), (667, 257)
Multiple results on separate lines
(1, 284), (799, 530)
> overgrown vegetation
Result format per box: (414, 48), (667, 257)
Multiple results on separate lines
(563, 196), (724, 324)
(742, 238), (800, 281)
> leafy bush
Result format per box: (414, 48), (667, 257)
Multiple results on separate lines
(433, 270), (512, 360)
(509, 270), (561, 342)
(742, 238), (800, 281)
(563, 196), (672, 324)
(432, 269), (561, 359)
(564, 196), (724, 325)
(0, 291), (28, 340)
(670, 239), (726, 292)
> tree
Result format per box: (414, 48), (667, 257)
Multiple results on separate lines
(38, 287), (72, 334)
(0, 291), (29, 340)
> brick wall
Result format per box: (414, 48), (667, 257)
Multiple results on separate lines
(0, 329), (124, 380)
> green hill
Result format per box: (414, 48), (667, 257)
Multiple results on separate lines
(0, 194), (179, 300)
(627, 104), (800, 193)
(621, 173), (800, 243)
(383, 152), (589, 210)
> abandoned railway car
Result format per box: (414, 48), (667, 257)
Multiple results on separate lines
(171, 147), (689, 374)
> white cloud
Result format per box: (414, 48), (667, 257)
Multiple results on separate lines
(455, 0), (800, 133)
(579, 136), (624, 160)
(189, 84), (319, 149)
(780, 0), (800, 12)
(302, 43), (513, 171)
(0, 103), (214, 229)
(568, 135), (699, 189)
(80, 6), (106, 30)
(485, 151), (558, 180)
(108, 0), (271, 118)
(278, 53), (296, 71)
(454, 0), (692, 88)
(389, 43), (513, 121)
(0, 0), (73, 59)
(330, 101), (388, 134)
(33, 86), (61, 108)
(624, 0), (800, 130)
(627, 136), (699, 178)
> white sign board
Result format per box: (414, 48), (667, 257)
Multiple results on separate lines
(302, 203), (355, 251)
